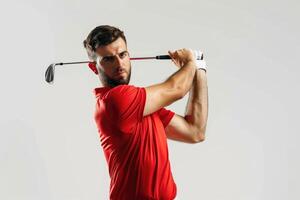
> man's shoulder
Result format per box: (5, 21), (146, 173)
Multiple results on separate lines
(108, 84), (144, 97)
(111, 84), (141, 90)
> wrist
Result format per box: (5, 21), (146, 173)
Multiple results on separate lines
(195, 59), (207, 72)
(185, 60), (197, 68)
(197, 68), (207, 73)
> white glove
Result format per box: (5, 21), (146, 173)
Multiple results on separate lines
(192, 50), (207, 72)
(196, 59), (207, 72)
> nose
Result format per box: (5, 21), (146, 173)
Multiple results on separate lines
(115, 55), (123, 67)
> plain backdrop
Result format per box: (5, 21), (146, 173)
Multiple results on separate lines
(0, 0), (299, 199)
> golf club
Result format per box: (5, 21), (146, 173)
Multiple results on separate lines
(45, 53), (204, 84)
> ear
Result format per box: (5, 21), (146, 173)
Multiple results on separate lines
(88, 62), (98, 74)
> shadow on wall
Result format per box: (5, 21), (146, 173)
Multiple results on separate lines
(0, 119), (52, 200)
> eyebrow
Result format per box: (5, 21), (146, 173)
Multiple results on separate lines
(102, 50), (128, 59)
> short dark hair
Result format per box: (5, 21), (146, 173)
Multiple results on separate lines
(83, 25), (127, 52)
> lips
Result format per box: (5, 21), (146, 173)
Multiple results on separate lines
(115, 70), (126, 77)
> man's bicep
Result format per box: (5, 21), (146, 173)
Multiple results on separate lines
(143, 82), (182, 116)
(165, 114), (199, 143)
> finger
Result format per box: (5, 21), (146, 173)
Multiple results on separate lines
(168, 50), (175, 59)
(168, 51), (178, 64)
(171, 58), (177, 65)
(171, 51), (178, 59)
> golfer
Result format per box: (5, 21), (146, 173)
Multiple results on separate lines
(83, 25), (208, 200)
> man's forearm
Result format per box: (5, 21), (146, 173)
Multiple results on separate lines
(166, 61), (197, 98)
(184, 69), (208, 138)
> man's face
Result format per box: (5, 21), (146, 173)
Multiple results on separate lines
(95, 37), (131, 87)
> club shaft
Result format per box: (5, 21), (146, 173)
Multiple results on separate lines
(55, 55), (172, 65)
(55, 61), (90, 65)
(130, 57), (156, 60)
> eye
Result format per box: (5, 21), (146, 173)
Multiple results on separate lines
(102, 57), (114, 62)
(120, 51), (128, 58)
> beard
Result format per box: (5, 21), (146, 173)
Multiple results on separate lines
(98, 66), (131, 88)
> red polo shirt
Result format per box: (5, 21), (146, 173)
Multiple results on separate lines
(93, 84), (177, 200)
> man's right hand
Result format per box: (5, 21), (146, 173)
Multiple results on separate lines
(168, 48), (196, 68)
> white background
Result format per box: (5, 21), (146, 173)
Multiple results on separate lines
(0, 0), (299, 199)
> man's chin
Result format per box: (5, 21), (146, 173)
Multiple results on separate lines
(118, 78), (130, 85)
(110, 77), (130, 86)
(102, 71), (131, 87)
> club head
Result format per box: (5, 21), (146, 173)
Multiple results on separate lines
(45, 63), (56, 84)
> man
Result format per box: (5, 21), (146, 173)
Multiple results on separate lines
(83, 25), (208, 200)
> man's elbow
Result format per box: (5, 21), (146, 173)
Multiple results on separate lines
(192, 131), (206, 143)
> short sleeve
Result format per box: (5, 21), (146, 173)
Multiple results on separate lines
(157, 107), (175, 128)
(105, 85), (146, 132)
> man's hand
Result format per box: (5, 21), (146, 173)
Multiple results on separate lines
(168, 48), (196, 68)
